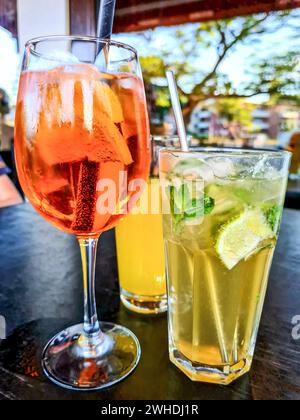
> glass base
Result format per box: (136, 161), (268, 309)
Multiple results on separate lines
(120, 288), (167, 315)
(42, 322), (141, 391)
(170, 349), (252, 385)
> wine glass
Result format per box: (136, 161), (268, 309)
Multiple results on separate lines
(14, 35), (150, 390)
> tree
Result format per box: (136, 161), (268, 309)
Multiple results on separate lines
(244, 51), (300, 105)
(138, 9), (300, 123)
(214, 98), (254, 140)
(215, 98), (253, 127)
(139, 56), (166, 82)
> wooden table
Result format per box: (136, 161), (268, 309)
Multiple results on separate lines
(0, 203), (300, 400)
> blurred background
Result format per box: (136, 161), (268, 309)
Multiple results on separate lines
(1, 0), (300, 206)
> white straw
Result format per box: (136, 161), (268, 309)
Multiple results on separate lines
(166, 70), (189, 152)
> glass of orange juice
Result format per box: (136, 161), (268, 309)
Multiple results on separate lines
(115, 136), (183, 314)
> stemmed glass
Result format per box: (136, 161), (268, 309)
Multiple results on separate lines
(14, 36), (150, 390)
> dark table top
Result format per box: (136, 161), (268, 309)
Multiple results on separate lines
(287, 179), (300, 195)
(285, 179), (300, 210)
(0, 203), (300, 400)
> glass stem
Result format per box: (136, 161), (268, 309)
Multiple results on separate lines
(78, 237), (101, 336)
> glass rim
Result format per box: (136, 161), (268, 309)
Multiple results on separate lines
(159, 147), (292, 159)
(25, 35), (138, 63)
(152, 135), (192, 141)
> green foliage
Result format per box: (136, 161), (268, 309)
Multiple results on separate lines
(214, 98), (254, 127)
(139, 56), (166, 82)
(245, 51), (300, 105)
(155, 87), (171, 108)
(138, 10), (300, 113)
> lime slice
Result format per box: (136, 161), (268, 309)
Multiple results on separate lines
(215, 208), (274, 270)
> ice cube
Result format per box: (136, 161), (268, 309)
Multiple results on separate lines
(42, 81), (62, 129)
(60, 78), (75, 124)
(23, 89), (42, 139)
(118, 76), (137, 90)
(29, 51), (80, 72)
(207, 157), (235, 178)
(172, 158), (215, 184)
(81, 79), (93, 132)
(251, 155), (268, 177)
(61, 63), (99, 75)
(251, 155), (282, 180)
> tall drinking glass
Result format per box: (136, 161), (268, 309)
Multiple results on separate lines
(115, 136), (183, 314)
(115, 135), (192, 314)
(159, 148), (290, 385)
(14, 36), (150, 390)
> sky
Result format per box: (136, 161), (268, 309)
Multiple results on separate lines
(0, 28), (20, 101)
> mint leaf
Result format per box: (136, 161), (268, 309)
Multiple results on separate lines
(263, 204), (282, 232)
(165, 185), (185, 229)
(166, 184), (214, 232)
(204, 196), (215, 215)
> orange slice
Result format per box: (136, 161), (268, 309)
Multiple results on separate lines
(121, 121), (137, 139)
(36, 177), (69, 195)
(91, 109), (133, 165)
(94, 81), (124, 123)
(36, 125), (86, 165)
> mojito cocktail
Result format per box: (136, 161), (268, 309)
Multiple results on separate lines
(160, 149), (290, 385)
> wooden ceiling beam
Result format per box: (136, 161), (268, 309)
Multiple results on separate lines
(67, 0), (300, 37)
(114, 0), (300, 32)
(69, 0), (97, 36)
